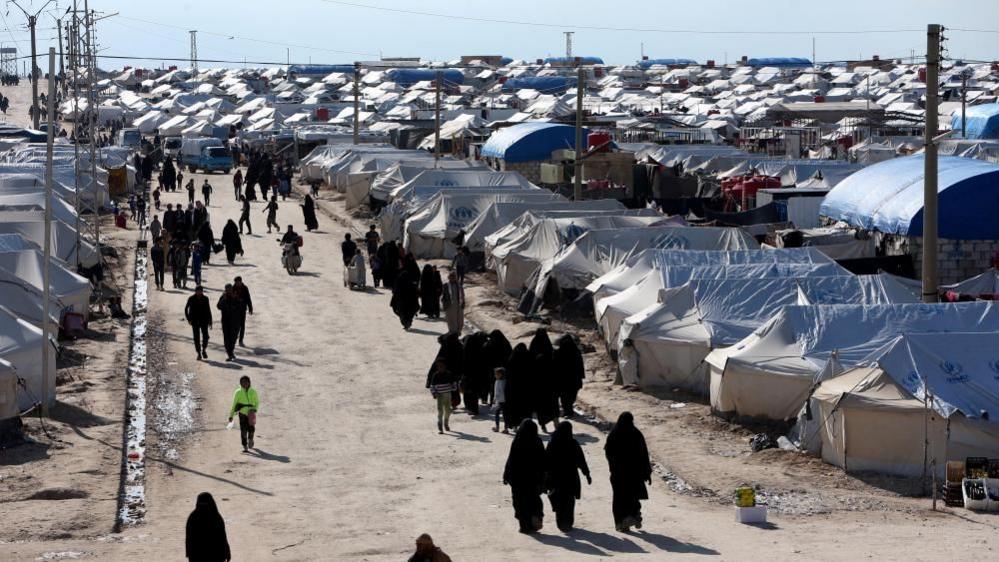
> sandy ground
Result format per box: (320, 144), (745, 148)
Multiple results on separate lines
(1, 78), (998, 559)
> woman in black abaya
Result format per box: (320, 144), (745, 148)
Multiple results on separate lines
(419, 264), (442, 319)
(504, 343), (532, 429)
(604, 411), (653, 532)
(529, 329), (559, 432)
(552, 334), (585, 418)
(503, 419), (546, 534)
(461, 331), (490, 414)
(185, 492), (231, 561)
(545, 421), (591, 532)
(391, 265), (420, 329)
(301, 194), (319, 231)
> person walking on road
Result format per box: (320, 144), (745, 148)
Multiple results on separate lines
(169, 238), (191, 289)
(419, 265), (442, 319)
(492, 367), (508, 433)
(221, 220), (243, 265)
(529, 329), (559, 433)
(504, 419), (546, 534)
(553, 334), (585, 418)
(186, 178), (196, 204)
(442, 271), (465, 335)
(545, 421), (591, 533)
(136, 195), (147, 228)
(185, 286), (212, 360)
(150, 236), (165, 290)
(202, 179), (214, 207)
(149, 214), (162, 241)
(228, 375), (259, 452)
(341, 233), (357, 267)
(191, 243), (204, 287)
(426, 358), (459, 434)
(302, 194), (319, 232)
(263, 196), (280, 233)
(238, 196), (252, 235)
(232, 169), (243, 201)
(390, 263), (420, 330)
(408, 534), (451, 562)
(217, 284), (242, 361)
(233, 276), (253, 347)
(451, 246), (469, 285)
(185, 492), (231, 562)
(604, 411), (653, 532)
(365, 224), (380, 256)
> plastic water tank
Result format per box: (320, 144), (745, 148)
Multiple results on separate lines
(315, 107), (330, 121)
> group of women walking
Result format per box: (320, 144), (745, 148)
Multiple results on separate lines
(424, 326), (651, 534)
(504, 412), (652, 535)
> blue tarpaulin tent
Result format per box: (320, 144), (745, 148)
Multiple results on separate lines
(386, 69), (464, 87)
(952, 104), (999, 140)
(482, 123), (588, 163)
(637, 59), (698, 69)
(820, 155), (999, 239)
(501, 76), (577, 94)
(746, 57), (812, 68)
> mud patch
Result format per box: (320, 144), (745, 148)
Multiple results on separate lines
(23, 488), (89, 501)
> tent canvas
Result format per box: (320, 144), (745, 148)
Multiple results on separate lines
(464, 200), (625, 252)
(0, 305), (56, 412)
(707, 302), (999, 422)
(618, 275), (916, 393)
(0, 217), (99, 268)
(387, 170), (537, 202)
(811, 332), (999, 477)
(0, 248), (91, 317)
(0, 358), (16, 420)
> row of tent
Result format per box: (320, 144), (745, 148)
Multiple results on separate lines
(0, 138), (109, 420)
(578, 245), (999, 477)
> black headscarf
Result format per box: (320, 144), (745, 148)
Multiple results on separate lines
(528, 328), (554, 359)
(553, 334), (585, 393)
(185, 492), (231, 561)
(503, 419), (545, 487)
(463, 331), (491, 398)
(529, 329), (558, 426)
(604, 412), (652, 484)
(486, 330), (513, 370)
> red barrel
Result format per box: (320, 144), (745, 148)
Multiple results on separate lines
(315, 107), (330, 121)
(498, 76), (508, 84)
(814, 95), (825, 103)
(587, 131), (612, 152)
(918, 67), (927, 82)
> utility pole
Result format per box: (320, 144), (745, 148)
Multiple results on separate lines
(812, 37), (816, 68)
(564, 31), (574, 59)
(922, 24), (942, 304)
(55, 17), (64, 94)
(189, 30), (198, 73)
(41, 47), (56, 416)
(69, 0), (81, 268)
(352, 62), (360, 144)
(286, 47), (290, 67)
(10, 0), (56, 129)
(960, 69), (968, 138)
(573, 66), (585, 201)
(434, 70), (442, 165)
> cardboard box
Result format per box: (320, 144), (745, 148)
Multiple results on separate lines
(735, 505), (767, 524)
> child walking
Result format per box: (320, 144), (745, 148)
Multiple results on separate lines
(492, 367), (508, 434)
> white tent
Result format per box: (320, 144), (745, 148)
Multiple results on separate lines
(811, 332), (999, 477)
(0, 248), (91, 317)
(598, 262), (851, 352)
(387, 170), (537, 203)
(366, 161), (489, 205)
(524, 226), (759, 312)
(0, 305), (56, 412)
(707, 302), (999, 422)
(0, 358), (17, 420)
(493, 214), (668, 296)
(464, 200), (626, 252)
(586, 247), (837, 305)
(404, 190), (562, 259)
(0, 191), (79, 226)
(618, 275), (919, 394)
(0, 217), (99, 268)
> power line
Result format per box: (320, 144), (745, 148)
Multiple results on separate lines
(116, 14), (379, 57)
(321, 0), (926, 35)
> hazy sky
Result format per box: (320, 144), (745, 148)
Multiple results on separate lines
(2, 0), (997, 69)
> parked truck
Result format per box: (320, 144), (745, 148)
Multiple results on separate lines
(180, 137), (233, 174)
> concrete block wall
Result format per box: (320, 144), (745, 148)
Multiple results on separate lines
(498, 160), (543, 185)
(909, 236), (999, 285)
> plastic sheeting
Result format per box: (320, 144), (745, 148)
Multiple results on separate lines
(367, 161), (488, 203)
(388, 170), (536, 202)
(0, 218), (99, 268)
(707, 302), (999, 421)
(819, 155), (999, 239)
(386, 68), (464, 87)
(464, 200), (623, 252)
(482, 123), (585, 163)
(501, 76), (577, 94)
(0, 248), (91, 317)
(0, 305), (56, 412)
(952, 103), (999, 140)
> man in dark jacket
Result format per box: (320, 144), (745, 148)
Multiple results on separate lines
(149, 237), (165, 290)
(184, 286), (212, 360)
(233, 276), (253, 347)
(163, 203), (177, 233)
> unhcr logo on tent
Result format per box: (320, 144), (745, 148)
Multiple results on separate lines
(901, 371), (922, 394)
(940, 360), (969, 384)
(435, 179), (459, 187)
(651, 233), (689, 250)
(450, 206), (478, 222)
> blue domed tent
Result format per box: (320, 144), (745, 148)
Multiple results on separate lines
(746, 57), (812, 68)
(952, 103), (999, 140)
(482, 123), (589, 163)
(637, 58), (698, 69)
(820, 155), (999, 239)
(500, 76), (577, 94)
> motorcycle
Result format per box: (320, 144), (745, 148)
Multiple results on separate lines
(280, 240), (303, 274)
